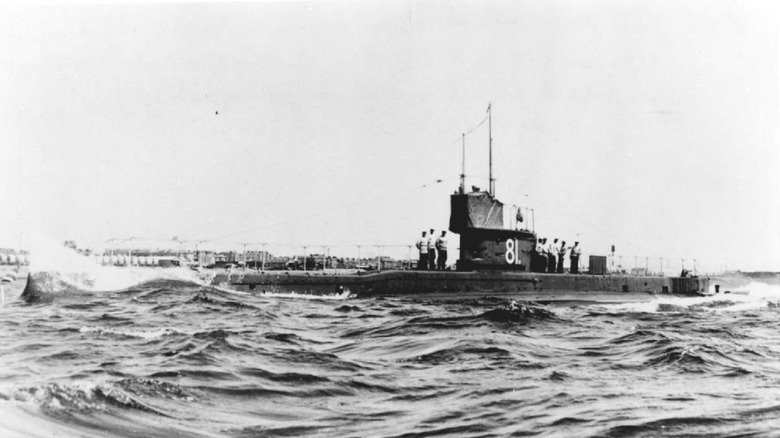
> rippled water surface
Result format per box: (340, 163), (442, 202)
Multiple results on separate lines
(3, 277), (780, 437)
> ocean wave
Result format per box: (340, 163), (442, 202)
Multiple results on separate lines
(608, 329), (675, 347)
(191, 384), (313, 399)
(236, 366), (331, 384)
(79, 325), (183, 340)
(115, 377), (196, 402)
(335, 304), (362, 312)
(272, 349), (370, 372)
(385, 388), (460, 403)
(480, 301), (556, 323)
(547, 370), (572, 381)
(598, 403), (780, 437)
(229, 424), (327, 437)
(89, 313), (133, 323)
(8, 273), (780, 438)
(387, 423), (494, 438)
(407, 345), (513, 366)
(158, 341), (198, 357)
(256, 290), (354, 300)
(600, 415), (729, 438)
(187, 292), (261, 310)
(337, 312), (479, 341)
(61, 301), (112, 310)
(644, 344), (712, 370)
(388, 307), (432, 317)
(1, 381), (172, 417)
(264, 331), (304, 344)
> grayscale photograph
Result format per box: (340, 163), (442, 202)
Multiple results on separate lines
(0, 0), (778, 436)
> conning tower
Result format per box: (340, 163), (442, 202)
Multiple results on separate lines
(449, 188), (536, 271)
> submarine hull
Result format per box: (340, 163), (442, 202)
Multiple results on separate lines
(210, 270), (710, 302)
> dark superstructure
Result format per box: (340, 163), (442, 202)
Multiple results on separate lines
(450, 189), (536, 272)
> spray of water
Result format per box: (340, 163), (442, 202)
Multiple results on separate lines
(27, 233), (201, 292)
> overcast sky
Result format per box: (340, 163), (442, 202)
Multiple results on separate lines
(0, 0), (777, 272)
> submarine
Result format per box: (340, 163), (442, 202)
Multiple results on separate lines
(208, 107), (710, 303)
(207, 185), (709, 303)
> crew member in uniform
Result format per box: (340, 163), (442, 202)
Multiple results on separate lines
(427, 229), (437, 271)
(557, 240), (567, 273)
(570, 242), (581, 274)
(540, 238), (549, 272)
(535, 238), (546, 272)
(435, 231), (448, 270)
(416, 231), (428, 270)
(547, 238), (558, 273)
(532, 238), (542, 272)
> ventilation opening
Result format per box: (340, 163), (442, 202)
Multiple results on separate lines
(662, 286), (669, 293)
(249, 284), (256, 291)
(622, 285), (629, 292)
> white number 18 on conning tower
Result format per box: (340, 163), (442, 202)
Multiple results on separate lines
(504, 238), (522, 265)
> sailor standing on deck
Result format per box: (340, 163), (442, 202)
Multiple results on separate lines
(540, 238), (549, 272)
(534, 238), (544, 272)
(416, 231), (428, 270)
(570, 242), (581, 274)
(547, 239), (558, 273)
(427, 229), (437, 271)
(435, 231), (448, 270)
(557, 240), (567, 273)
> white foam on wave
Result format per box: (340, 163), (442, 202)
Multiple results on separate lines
(79, 326), (183, 340)
(2, 380), (107, 407)
(207, 283), (251, 296)
(258, 290), (354, 300)
(27, 233), (203, 292)
(717, 281), (780, 312)
(602, 281), (780, 313)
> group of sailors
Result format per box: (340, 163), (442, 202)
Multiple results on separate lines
(415, 229), (448, 270)
(531, 238), (582, 274)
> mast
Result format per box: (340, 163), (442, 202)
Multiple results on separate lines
(460, 133), (466, 194)
(488, 103), (494, 197)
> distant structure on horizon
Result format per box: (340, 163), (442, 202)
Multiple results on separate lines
(0, 248), (29, 266)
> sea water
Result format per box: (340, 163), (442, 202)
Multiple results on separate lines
(2, 247), (780, 437)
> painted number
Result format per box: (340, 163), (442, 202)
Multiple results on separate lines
(505, 238), (521, 265)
